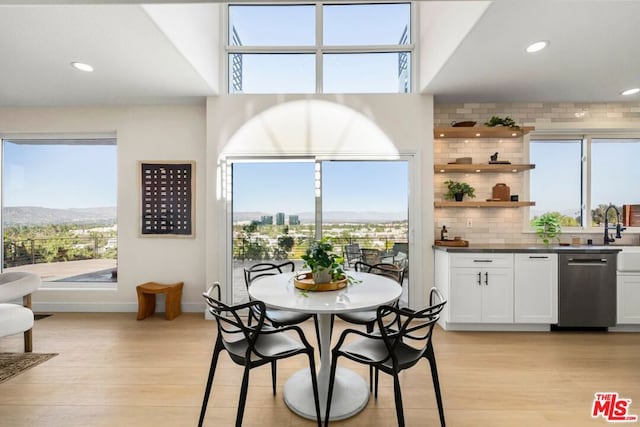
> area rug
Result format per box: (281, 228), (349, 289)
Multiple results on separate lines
(0, 352), (58, 384)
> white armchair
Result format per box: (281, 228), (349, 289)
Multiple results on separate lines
(0, 272), (41, 352)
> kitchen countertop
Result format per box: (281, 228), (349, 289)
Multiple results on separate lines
(433, 243), (623, 253)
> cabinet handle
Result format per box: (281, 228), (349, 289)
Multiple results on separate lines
(529, 256), (549, 259)
(477, 272), (481, 286)
(484, 272), (489, 286)
(473, 260), (493, 263)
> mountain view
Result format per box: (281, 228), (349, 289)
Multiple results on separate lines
(234, 211), (406, 224)
(2, 206), (116, 226)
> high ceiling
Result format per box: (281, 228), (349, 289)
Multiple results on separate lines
(0, 0), (638, 107)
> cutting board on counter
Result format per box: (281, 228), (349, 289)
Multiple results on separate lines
(435, 239), (469, 247)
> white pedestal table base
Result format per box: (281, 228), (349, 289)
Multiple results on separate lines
(283, 366), (369, 421)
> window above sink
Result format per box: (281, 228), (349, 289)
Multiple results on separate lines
(529, 134), (640, 232)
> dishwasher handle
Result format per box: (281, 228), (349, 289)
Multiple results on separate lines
(566, 258), (608, 266)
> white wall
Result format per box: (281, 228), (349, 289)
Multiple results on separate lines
(0, 95), (436, 312)
(206, 94), (435, 308)
(0, 105), (207, 312)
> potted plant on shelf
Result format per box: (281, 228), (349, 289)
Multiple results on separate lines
(444, 180), (476, 202)
(484, 115), (520, 129)
(301, 238), (346, 284)
(532, 212), (562, 246)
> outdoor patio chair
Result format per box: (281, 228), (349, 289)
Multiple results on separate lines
(199, 283), (321, 427)
(360, 248), (382, 265)
(343, 243), (362, 269)
(325, 287), (447, 427)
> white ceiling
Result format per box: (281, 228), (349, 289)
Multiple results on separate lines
(426, 0), (640, 104)
(0, 0), (638, 107)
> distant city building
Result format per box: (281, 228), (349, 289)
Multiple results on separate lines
(289, 215), (300, 225)
(261, 215), (273, 225)
(276, 212), (285, 225)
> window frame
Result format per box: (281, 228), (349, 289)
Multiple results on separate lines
(222, 153), (420, 308)
(224, 2), (415, 94)
(527, 131), (640, 233)
(0, 134), (118, 288)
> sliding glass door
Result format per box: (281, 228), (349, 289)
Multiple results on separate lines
(230, 158), (409, 306)
(321, 160), (409, 305)
(231, 160), (315, 305)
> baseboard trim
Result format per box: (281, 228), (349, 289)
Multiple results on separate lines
(32, 302), (205, 313)
(608, 324), (640, 332)
(442, 322), (551, 332)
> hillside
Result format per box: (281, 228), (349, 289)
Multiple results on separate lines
(234, 210), (406, 224)
(3, 206), (116, 226)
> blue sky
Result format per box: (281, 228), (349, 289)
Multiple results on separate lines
(530, 138), (640, 217)
(228, 3), (410, 94)
(232, 161), (408, 215)
(3, 142), (117, 209)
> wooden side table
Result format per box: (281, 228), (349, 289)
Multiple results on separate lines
(136, 281), (184, 320)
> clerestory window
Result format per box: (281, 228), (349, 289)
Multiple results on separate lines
(227, 3), (412, 94)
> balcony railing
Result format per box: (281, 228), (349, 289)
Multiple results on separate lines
(3, 236), (117, 269)
(232, 235), (404, 262)
(2, 236), (117, 283)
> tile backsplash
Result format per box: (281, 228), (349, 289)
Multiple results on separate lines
(435, 102), (640, 126)
(434, 102), (640, 245)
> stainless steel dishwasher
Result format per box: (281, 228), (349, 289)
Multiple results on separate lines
(557, 253), (617, 327)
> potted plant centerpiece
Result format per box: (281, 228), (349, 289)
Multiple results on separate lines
(532, 212), (562, 246)
(301, 238), (345, 284)
(444, 180), (476, 202)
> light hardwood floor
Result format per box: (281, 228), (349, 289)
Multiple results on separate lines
(1, 313), (639, 426)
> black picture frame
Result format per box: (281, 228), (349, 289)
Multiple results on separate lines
(139, 161), (195, 237)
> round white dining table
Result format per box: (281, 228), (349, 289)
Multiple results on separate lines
(248, 271), (402, 421)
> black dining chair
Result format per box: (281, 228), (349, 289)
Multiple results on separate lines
(244, 261), (322, 352)
(335, 261), (404, 333)
(199, 282), (322, 427)
(325, 287), (447, 427)
(330, 261), (405, 391)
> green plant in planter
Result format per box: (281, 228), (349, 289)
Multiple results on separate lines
(484, 115), (519, 129)
(532, 212), (562, 245)
(444, 180), (476, 201)
(301, 238), (345, 283)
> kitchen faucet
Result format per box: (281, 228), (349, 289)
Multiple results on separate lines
(603, 204), (626, 245)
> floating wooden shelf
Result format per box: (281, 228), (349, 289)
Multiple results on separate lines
(434, 201), (536, 208)
(434, 126), (535, 139)
(434, 164), (535, 173)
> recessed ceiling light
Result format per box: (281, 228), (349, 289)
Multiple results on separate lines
(526, 40), (549, 53)
(71, 61), (94, 72)
(621, 88), (640, 96)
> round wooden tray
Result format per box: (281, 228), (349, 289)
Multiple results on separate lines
(294, 272), (348, 292)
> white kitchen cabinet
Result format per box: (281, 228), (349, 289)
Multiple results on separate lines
(448, 253), (514, 323)
(514, 253), (558, 324)
(617, 274), (640, 324)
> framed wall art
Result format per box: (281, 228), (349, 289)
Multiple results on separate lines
(139, 161), (195, 237)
